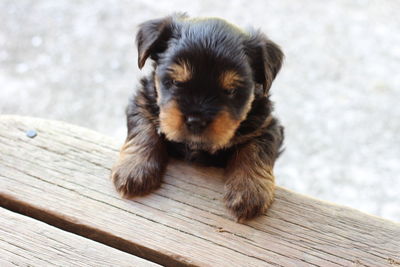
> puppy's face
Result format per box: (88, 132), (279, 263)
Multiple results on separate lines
(155, 38), (255, 152)
(136, 15), (283, 152)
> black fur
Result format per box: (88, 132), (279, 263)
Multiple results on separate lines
(112, 14), (285, 221)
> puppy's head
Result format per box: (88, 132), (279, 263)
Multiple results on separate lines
(136, 15), (283, 152)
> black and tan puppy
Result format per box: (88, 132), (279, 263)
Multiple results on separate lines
(111, 14), (284, 221)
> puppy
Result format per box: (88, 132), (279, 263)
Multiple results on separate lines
(111, 14), (284, 221)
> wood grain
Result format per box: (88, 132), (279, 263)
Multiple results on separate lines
(0, 207), (159, 266)
(0, 115), (399, 267)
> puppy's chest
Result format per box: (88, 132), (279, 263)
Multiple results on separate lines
(166, 141), (232, 168)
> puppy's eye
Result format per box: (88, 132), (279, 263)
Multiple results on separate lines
(164, 78), (182, 88)
(223, 88), (236, 96)
(173, 80), (181, 86)
(163, 78), (174, 88)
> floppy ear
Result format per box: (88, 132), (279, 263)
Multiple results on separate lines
(136, 16), (174, 69)
(244, 31), (284, 95)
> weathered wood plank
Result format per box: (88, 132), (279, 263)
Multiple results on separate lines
(0, 115), (399, 267)
(0, 207), (159, 266)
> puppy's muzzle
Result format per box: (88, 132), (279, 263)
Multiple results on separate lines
(185, 115), (209, 134)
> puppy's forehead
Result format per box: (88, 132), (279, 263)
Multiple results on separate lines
(182, 18), (245, 40)
(176, 18), (247, 59)
(160, 18), (251, 88)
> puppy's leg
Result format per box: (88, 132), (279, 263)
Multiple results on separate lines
(224, 120), (284, 221)
(111, 102), (167, 197)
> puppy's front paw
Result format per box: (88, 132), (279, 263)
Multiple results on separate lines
(224, 177), (275, 222)
(111, 157), (164, 198)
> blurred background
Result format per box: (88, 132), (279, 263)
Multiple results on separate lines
(1, 0), (399, 221)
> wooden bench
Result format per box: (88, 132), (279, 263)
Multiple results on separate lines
(1, 115), (399, 266)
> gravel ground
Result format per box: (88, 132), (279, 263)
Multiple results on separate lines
(1, 0), (399, 221)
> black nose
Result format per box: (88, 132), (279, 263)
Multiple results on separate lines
(186, 116), (208, 133)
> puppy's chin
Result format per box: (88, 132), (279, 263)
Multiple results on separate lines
(159, 102), (242, 153)
(161, 130), (235, 153)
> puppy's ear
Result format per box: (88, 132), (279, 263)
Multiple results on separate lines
(244, 31), (284, 95)
(136, 16), (174, 69)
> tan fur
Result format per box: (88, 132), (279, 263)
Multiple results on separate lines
(111, 122), (167, 198)
(207, 110), (241, 151)
(160, 105), (241, 152)
(224, 142), (275, 221)
(231, 114), (273, 145)
(220, 70), (242, 90)
(209, 92), (255, 150)
(168, 61), (192, 83)
(159, 100), (185, 141)
(159, 93), (255, 152)
(154, 75), (162, 103)
(112, 142), (147, 197)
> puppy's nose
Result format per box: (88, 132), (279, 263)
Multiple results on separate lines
(186, 116), (208, 133)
